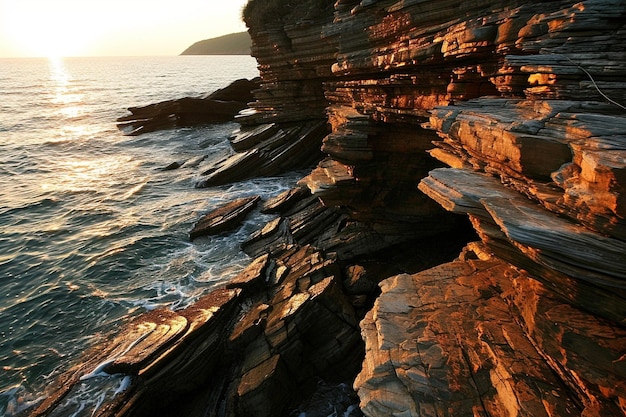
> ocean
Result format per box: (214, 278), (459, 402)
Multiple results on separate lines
(0, 55), (300, 415)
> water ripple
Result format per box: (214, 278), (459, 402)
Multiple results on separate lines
(0, 56), (264, 414)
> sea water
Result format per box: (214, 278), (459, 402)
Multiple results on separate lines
(0, 56), (299, 415)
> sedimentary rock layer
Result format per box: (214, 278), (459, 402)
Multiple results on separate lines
(357, 247), (626, 417)
(29, 245), (364, 417)
(317, 0), (626, 415)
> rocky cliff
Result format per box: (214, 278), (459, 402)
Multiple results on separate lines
(238, 0), (626, 415)
(28, 1), (625, 416)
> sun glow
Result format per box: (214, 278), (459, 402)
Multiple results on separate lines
(2, 2), (100, 57)
(1, 1), (250, 58)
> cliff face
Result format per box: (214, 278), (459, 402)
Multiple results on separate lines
(241, 0), (626, 416)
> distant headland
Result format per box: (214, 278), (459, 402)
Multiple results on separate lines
(180, 31), (251, 55)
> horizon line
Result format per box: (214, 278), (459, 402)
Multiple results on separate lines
(0, 54), (253, 59)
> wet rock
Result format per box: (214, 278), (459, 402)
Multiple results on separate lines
(189, 196), (261, 240)
(32, 243), (366, 417)
(116, 78), (260, 136)
(261, 185), (311, 214)
(195, 120), (328, 188)
(28, 287), (243, 417)
(161, 161), (182, 171)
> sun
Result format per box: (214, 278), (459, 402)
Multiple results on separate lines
(2, 2), (99, 57)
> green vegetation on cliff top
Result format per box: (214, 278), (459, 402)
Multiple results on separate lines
(180, 32), (251, 55)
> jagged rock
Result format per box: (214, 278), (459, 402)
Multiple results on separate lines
(226, 253), (271, 293)
(196, 120), (328, 188)
(31, 243), (366, 417)
(116, 78), (260, 135)
(260, 184), (311, 214)
(189, 196), (261, 240)
(356, 249), (626, 417)
(419, 167), (626, 324)
(426, 99), (626, 240)
(30, 1), (626, 416)
(28, 287), (243, 417)
(229, 123), (280, 152)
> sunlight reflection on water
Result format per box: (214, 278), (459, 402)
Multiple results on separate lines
(40, 156), (134, 194)
(0, 55), (266, 415)
(47, 58), (91, 141)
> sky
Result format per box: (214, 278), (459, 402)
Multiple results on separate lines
(0, 0), (249, 58)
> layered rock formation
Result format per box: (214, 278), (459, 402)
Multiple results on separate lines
(27, 246), (363, 417)
(27, 0), (625, 416)
(116, 78), (259, 135)
(240, 0), (626, 415)
(321, 0), (626, 415)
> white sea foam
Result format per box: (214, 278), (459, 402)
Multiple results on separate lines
(79, 358), (116, 381)
(113, 376), (132, 396)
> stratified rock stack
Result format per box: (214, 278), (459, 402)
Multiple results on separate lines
(195, 0), (339, 187)
(336, 0), (626, 416)
(27, 246), (363, 417)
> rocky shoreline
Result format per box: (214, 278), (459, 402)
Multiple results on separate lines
(27, 0), (625, 416)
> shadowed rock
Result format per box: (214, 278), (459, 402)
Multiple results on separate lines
(116, 78), (260, 136)
(189, 195), (261, 240)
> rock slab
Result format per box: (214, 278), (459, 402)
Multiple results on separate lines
(356, 248), (626, 417)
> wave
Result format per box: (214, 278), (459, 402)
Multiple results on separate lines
(0, 197), (60, 217)
(120, 180), (148, 200)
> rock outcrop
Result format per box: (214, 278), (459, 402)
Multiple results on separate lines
(28, 0), (626, 416)
(189, 195), (261, 240)
(28, 245), (363, 417)
(357, 245), (626, 417)
(116, 78), (260, 135)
